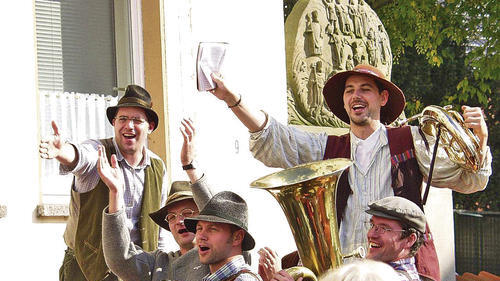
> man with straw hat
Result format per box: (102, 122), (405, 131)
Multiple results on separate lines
(39, 85), (168, 281)
(206, 65), (491, 281)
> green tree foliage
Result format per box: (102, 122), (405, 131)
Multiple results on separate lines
(370, 0), (499, 107)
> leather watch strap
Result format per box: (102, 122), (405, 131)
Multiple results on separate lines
(182, 162), (195, 170)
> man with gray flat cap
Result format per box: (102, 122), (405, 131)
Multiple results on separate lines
(365, 196), (428, 281)
(184, 191), (262, 281)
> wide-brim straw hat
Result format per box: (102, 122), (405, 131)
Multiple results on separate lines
(149, 181), (194, 231)
(184, 191), (256, 251)
(106, 85), (159, 131)
(322, 64), (406, 125)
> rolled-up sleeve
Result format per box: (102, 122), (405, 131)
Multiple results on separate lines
(412, 126), (492, 194)
(249, 115), (328, 168)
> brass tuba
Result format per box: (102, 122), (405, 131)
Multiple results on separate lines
(250, 158), (365, 281)
(395, 105), (482, 172)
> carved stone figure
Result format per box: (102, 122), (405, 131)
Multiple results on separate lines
(304, 11), (324, 56)
(365, 28), (378, 65)
(307, 60), (326, 115)
(378, 24), (391, 65)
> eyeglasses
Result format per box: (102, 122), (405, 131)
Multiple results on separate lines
(165, 208), (197, 223)
(114, 116), (147, 125)
(365, 222), (405, 234)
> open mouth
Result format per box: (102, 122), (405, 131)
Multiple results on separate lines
(199, 246), (210, 252)
(123, 133), (136, 139)
(352, 103), (366, 112)
(369, 242), (381, 249)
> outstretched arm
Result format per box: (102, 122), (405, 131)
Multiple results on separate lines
(96, 145), (124, 213)
(39, 121), (79, 169)
(209, 73), (267, 133)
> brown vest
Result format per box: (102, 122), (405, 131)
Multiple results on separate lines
(74, 138), (163, 281)
(322, 126), (440, 281)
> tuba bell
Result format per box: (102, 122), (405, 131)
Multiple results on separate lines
(251, 158), (365, 280)
(395, 105), (482, 172)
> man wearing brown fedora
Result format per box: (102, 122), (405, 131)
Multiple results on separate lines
(206, 65), (492, 281)
(38, 85), (168, 281)
(365, 196), (429, 281)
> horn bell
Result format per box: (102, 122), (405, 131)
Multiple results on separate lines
(251, 158), (352, 277)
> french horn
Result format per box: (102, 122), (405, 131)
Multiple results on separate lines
(395, 105), (482, 172)
(251, 158), (365, 281)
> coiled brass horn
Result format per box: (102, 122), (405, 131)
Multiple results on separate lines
(250, 158), (365, 281)
(395, 105), (481, 172)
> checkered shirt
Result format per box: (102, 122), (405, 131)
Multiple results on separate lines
(201, 255), (261, 281)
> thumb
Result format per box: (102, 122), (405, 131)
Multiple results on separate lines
(110, 154), (118, 169)
(51, 120), (60, 136)
(461, 105), (470, 112)
(211, 72), (222, 83)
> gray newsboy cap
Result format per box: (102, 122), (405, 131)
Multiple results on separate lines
(184, 191), (255, 251)
(365, 196), (426, 233)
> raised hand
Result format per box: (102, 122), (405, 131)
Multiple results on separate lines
(180, 118), (196, 166)
(39, 121), (64, 159)
(97, 145), (125, 213)
(258, 247), (282, 281)
(462, 105), (488, 152)
(209, 72), (240, 107)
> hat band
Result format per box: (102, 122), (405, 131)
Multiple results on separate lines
(118, 97), (152, 109)
(355, 68), (381, 78)
(201, 209), (247, 230)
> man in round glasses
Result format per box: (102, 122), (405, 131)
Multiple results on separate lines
(149, 181), (200, 255)
(365, 196), (428, 281)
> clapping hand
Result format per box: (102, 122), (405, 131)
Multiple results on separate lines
(97, 145), (124, 213)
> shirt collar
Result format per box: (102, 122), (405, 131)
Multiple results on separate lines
(350, 126), (388, 156)
(111, 138), (150, 168)
(390, 256), (416, 267)
(202, 255), (248, 281)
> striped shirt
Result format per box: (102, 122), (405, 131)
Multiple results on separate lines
(60, 138), (168, 249)
(249, 115), (491, 253)
(201, 255), (261, 281)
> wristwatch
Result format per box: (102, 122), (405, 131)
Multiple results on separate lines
(182, 161), (195, 170)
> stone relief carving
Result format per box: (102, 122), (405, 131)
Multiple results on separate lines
(285, 0), (392, 127)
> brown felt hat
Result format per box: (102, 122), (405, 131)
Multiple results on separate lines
(365, 196), (426, 233)
(106, 85), (159, 131)
(322, 64), (406, 125)
(149, 181), (194, 231)
(184, 191), (256, 251)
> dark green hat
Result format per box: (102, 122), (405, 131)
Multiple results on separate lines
(106, 85), (159, 131)
(184, 191), (256, 251)
(149, 181), (194, 231)
(365, 196), (426, 233)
